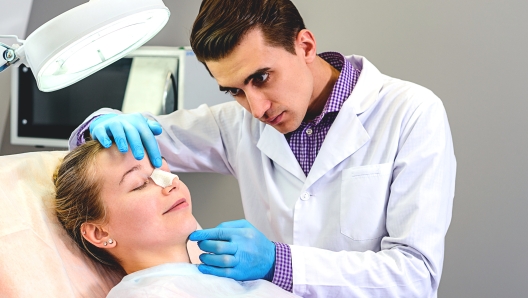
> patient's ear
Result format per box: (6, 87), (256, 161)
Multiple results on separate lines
(81, 223), (116, 248)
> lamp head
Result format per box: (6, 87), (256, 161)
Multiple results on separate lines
(1, 0), (170, 92)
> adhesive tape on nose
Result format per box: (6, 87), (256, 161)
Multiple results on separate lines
(150, 168), (179, 188)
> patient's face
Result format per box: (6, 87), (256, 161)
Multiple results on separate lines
(95, 146), (196, 250)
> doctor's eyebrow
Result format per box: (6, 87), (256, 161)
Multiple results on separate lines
(119, 165), (142, 185)
(218, 67), (271, 91)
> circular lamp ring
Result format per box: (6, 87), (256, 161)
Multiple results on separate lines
(17, 0), (170, 92)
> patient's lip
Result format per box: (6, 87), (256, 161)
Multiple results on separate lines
(163, 198), (188, 215)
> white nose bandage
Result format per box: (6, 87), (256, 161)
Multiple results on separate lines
(150, 168), (179, 188)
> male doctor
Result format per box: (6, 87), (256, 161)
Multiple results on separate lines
(70, 0), (456, 297)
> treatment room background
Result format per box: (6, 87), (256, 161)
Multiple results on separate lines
(1, 1), (527, 297)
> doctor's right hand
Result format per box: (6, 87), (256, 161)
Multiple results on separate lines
(89, 113), (163, 168)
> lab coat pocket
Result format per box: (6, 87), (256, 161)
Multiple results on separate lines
(340, 163), (393, 240)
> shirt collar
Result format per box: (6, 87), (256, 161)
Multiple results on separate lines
(309, 52), (358, 126)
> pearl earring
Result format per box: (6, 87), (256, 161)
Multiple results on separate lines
(108, 239), (114, 245)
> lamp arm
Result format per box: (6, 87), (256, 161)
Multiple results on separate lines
(0, 35), (25, 44)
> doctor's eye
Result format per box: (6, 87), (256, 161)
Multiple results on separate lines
(132, 179), (149, 191)
(224, 88), (241, 96)
(252, 72), (269, 85)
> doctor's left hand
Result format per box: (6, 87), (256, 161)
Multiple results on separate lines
(189, 219), (276, 281)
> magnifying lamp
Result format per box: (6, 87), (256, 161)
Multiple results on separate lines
(0, 0), (170, 92)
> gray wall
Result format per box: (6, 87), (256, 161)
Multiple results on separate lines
(296, 0), (528, 297)
(292, 2), (528, 297)
(1, 0), (527, 296)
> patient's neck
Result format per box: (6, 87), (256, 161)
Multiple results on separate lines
(118, 242), (191, 274)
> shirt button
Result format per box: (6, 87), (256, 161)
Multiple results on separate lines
(306, 128), (313, 135)
(301, 192), (310, 201)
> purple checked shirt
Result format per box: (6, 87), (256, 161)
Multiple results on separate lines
(271, 52), (360, 292)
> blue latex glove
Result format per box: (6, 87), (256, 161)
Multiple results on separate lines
(89, 113), (163, 167)
(189, 219), (276, 281)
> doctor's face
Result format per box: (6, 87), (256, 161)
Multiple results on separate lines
(95, 146), (196, 250)
(206, 28), (316, 134)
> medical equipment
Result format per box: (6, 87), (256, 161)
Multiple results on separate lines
(0, 0), (169, 92)
(150, 168), (179, 188)
(11, 46), (232, 148)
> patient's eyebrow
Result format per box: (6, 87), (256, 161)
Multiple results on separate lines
(119, 165), (142, 185)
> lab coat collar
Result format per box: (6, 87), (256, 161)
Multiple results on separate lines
(344, 55), (384, 115)
(304, 56), (384, 186)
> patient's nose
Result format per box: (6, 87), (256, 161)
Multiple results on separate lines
(161, 176), (180, 195)
(150, 168), (179, 188)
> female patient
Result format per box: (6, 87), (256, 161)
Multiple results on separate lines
(54, 141), (298, 297)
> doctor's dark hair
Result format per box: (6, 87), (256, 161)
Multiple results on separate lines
(190, 0), (306, 62)
(54, 140), (124, 273)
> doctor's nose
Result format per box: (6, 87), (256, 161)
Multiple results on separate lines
(245, 90), (270, 119)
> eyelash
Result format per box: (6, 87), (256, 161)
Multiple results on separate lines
(223, 72), (270, 97)
(133, 179), (149, 191)
(224, 88), (241, 96)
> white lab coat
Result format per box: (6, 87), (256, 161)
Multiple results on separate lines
(71, 55), (456, 298)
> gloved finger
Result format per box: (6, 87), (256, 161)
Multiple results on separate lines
(197, 240), (237, 255)
(199, 254), (239, 268)
(89, 114), (117, 135)
(136, 118), (162, 168)
(197, 265), (236, 279)
(189, 228), (240, 242)
(143, 139), (162, 168)
(107, 122), (128, 152)
(121, 120), (145, 160)
(215, 219), (252, 229)
(147, 119), (163, 135)
(90, 124), (113, 148)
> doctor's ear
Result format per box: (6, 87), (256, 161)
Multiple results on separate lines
(295, 29), (317, 64)
(81, 223), (116, 249)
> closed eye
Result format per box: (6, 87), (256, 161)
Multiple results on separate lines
(132, 179), (149, 191)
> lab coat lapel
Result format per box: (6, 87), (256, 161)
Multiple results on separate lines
(305, 104), (370, 188)
(304, 55), (383, 188)
(257, 124), (306, 182)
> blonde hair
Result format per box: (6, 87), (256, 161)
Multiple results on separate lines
(54, 141), (123, 271)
